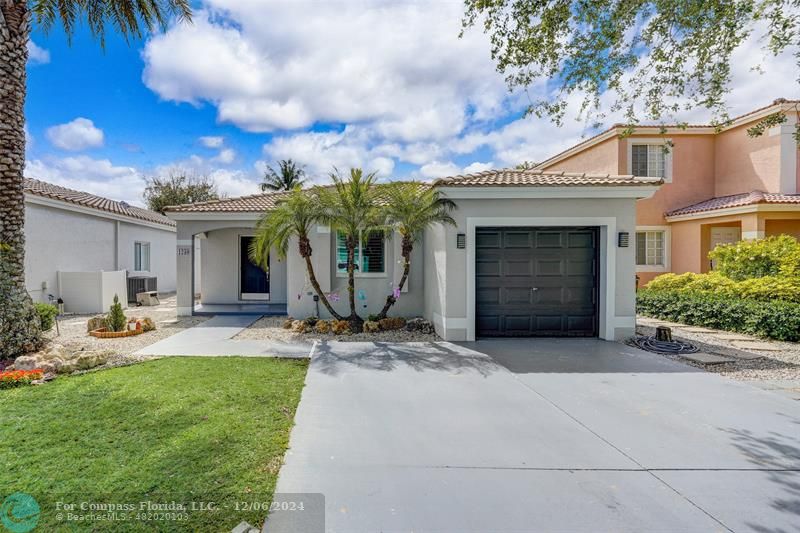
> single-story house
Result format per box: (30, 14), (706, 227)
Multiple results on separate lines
(24, 178), (177, 312)
(165, 169), (662, 341)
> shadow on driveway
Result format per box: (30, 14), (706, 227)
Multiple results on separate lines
(458, 337), (701, 374)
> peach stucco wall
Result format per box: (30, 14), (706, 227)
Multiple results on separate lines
(714, 122), (782, 196)
(540, 136), (620, 175)
(766, 218), (800, 240)
(634, 135), (716, 226)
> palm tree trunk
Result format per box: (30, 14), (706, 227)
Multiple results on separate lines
(376, 235), (412, 320)
(346, 235), (362, 331)
(298, 236), (343, 320)
(0, 3), (43, 358)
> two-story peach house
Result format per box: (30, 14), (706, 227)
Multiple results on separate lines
(538, 99), (800, 285)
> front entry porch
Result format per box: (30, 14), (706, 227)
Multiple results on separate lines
(193, 302), (287, 316)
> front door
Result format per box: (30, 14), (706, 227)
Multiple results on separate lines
(709, 227), (741, 269)
(240, 236), (269, 300)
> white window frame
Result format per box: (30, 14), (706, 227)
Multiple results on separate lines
(134, 241), (151, 272)
(627, 138), (673, 182)
(635, 226), (670, 273)
(335, 230), (388, 278)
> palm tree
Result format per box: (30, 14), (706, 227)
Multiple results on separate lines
(0, 1), (192, 358)
(261, 160), (306, 191)
(375, 182), (456, 320)
(316, 168), (384, 331)
(249, 187), (343, 321)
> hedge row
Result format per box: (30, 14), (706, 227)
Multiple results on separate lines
(637, 289), (800, 342)
(644, 272), (800, 303)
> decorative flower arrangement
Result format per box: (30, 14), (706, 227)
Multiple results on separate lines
(0, 369), (44, 389)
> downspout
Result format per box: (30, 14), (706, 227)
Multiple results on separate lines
(114, 220), (120, 270)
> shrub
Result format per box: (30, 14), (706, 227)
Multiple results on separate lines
(0, 369), (43, 389)
(708, 235), (800, 281)
(314, 320), (331, 334)
(34, 303), (58, 332)
(331, 320), (351, 335)
(304, 316), (319, 327)
(645, 271), (800, 303)
(378, 317), (406, 331)
(106, 295), (127, 332)
(637, 289), (800, 341)
(363, 320), (380, 333)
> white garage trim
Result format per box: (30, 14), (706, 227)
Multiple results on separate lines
(465, 217), (618, 341)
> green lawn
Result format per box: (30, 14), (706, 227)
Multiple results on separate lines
(0, 357), (308, 531)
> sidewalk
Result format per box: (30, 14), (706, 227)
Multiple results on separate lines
(134, 315), (313, 357)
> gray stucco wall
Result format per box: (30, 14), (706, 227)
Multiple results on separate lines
(286, 227), (425, 319)
(24, 201), (176, 303)
(199, 227), (287, 304)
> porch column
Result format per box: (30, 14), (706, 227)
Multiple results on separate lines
(176, 235), (194, 316)
(741, 213), (765, 240)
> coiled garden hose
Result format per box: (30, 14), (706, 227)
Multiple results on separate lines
(632, 334), (699, 355)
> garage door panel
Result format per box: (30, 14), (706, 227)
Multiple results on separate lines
(536, 259), (563, 276)
(567, 231), (595, 248)
(476, 259), (502, 276)
(535, 231), (563, 248)
(505, 287), (532, 305)
(504, 231), (532, 248)
(476, 231), (502, 248)
(476, 227), (598, 337)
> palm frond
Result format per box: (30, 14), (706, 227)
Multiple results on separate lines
(31, 0), (192, 46)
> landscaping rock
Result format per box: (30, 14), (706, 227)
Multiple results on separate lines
(314, 320), (331, 334)
(378, 317), (406, 331)
(331, 320), (351, 335)
(13, 355), (39, 371)
(731, 341), (782, 352)
(363, 320), (380, 333)
(290, 320), (308, 333)
(87, 316), (107, 333)
(405, 317), (434, 334)
(39, 358), (63, 374)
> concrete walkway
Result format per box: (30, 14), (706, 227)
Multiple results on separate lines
(134, 315), (313, 357)
(265, 339), (800, 532)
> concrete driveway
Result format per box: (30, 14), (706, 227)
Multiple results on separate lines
(265, 339), (800, 532)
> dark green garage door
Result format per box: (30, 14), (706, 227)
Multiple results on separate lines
(476, 227), (599, 337)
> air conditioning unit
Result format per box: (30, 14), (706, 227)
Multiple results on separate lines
(127, 276), (158, 303)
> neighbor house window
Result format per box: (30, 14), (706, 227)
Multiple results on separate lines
(636, 231), (664, 266)
(336, 231), (385, 274)
(631, 144), (666, 178)
(134, 242), (151, 271)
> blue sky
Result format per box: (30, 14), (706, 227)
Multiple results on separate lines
(24, 1), (796, 206)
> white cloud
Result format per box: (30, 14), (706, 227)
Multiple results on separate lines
(212, 148), (236, 164)
(25, 156), (144, 205)
(27, 41), (50, 64)
(199, 135), (224, 148)
(463, 161), (494, 174)
(263, 126), (397, 182)
(142, 2), (506, 141)
(46, 118), (104, 151)
(155, 155), (261, 198)
(419, 161), (461, 179)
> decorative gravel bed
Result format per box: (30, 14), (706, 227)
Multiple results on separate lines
(234, 315), (440, 343)
(636, 317), (800, 382)
(35, 294), (209, 368)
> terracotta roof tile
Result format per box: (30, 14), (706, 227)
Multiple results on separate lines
(433, 168), (662, 187)
(163, 190), (293, 213)
(24, 178), (175, 227)
(666, 191), (800, 217)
